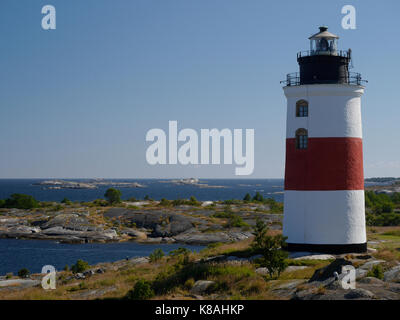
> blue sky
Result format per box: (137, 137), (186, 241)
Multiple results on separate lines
(1, 0), (399, 179)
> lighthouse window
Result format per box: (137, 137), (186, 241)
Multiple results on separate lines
(296, 128), (308, 149)
(296, 100), (308, 117)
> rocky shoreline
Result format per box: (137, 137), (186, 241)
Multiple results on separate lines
(0, 201), (280, 245)
(2, 240), (400, 300)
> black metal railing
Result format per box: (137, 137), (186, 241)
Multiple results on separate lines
(297, 50), (351, 59)
(280, 72), (367, 86)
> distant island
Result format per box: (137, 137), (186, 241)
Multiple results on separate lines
(159, 178), (227, 188)
(33, 180), (146, 190)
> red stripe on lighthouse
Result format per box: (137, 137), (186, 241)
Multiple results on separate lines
(284, 137), (364, 190)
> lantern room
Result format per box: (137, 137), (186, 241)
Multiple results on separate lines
(309, 26), (338, 55)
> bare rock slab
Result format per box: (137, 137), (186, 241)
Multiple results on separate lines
(384, 265), (400, 282)
(290, 252), (335, 260)
(190, 280), (215, 295)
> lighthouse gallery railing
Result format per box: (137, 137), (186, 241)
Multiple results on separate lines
(281, 72), (367, 86)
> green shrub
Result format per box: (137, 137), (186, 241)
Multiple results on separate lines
(392, 192), (400, 205)
(104, 188), (122, 204)
(71, 259), (90, 274)
(264, 198), (284, 213)
(152, 262), (254, 295)
(212, 210), (248, 228)
(159, 198), (172, 206)
(225, 215), (249, 228)
(92, 199), (108, 206)
(67, 282), (88, 292)
(61, 198), (72, 205)
(184, 278), (195, 290)
(382, 230), (400, 237)
(252, 218), (268, 251)
(172, 198), (187, 206)
(365, 191), (395, 214)
(189, 196), (200, 206)
(3, 194), (38, 209)
(212, 211), (233, 219)
(366, 264), (384, 279)
(243, 193), (252, 202)
(171, 197), (200, 206)
(366, 212), (400, 226)
(149, 249), (164, 262)
(126, 279), (155, 300)
(53, 204), (63, 211)
(169, 247), (191, 257)
(206, 242), (223, 249)
(252, 192), (264, 202)
(223, 199), (242, 205)
(18, 268), (30, 278)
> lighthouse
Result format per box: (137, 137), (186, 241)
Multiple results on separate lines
(282, 27), (367, 254)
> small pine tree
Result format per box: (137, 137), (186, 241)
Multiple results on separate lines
(252, 218), (268, 251)
(243, 193), (252, 202)
(251, 219), (288, 278)
(252, 192), (264, 202)
(104, 188), (122, 204)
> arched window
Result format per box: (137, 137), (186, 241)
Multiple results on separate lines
(296, 128), (308, 149)
(296, 100), (308, 117)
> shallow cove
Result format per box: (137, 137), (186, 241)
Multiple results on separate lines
(0, 239), (204, 275)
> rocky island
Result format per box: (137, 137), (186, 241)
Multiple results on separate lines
(33, 179), (145, 190)
(0, 198), (280, 245)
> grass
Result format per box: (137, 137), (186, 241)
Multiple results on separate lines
(3, 224), (400, 300)
(0, 238), (278, 300)
(286, 259), (331, 266)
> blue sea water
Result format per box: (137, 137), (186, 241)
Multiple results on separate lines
(0, 179), (284, 202)
(0, 239), (203, 275)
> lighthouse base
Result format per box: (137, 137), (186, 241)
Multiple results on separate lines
(285, 242), (367, 254)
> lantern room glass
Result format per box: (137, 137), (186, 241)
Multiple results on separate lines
(310, 38), (337, 55)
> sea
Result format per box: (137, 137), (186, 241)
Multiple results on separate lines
(0, 179), (284, 275)
(0, 179), (284, 203)
(0, 239), (204, 275)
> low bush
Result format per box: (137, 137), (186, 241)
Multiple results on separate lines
(126, 279), (155, 300)
(1, 194), (38, 209)
(18, 268), (30, 278)
(159, 198), (172, 207)
(366, 212), (400, 226)
(184, 278), (195, 290)
(71, 259), (90, 274)
(366, 264), (384, 279)
(61, 198), (72, 205)
(149, 249), (165, 263)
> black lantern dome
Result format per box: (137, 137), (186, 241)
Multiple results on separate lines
(282, 26), (366, 86)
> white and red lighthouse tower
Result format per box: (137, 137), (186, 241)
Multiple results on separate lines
(282, 27), (367, 253)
